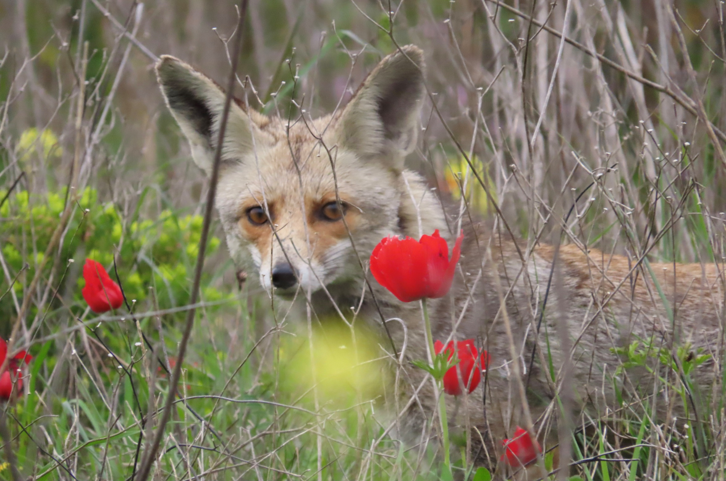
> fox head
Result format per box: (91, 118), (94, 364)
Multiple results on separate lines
(156, 46), (446, 299)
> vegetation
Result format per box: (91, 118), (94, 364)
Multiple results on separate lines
(0, 0), (725, 479)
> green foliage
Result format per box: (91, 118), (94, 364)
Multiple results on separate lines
(0, 186), (226, 330)
(611, 338), (711, 379)
(0, 185), (237, 479)
(412, 349), (460, 387)
(472, 467), (491, 481)
(4, 0), (725, 478)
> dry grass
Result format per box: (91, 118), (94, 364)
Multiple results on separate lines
(1, 0), (725, 479)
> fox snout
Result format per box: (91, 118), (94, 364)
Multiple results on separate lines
(271, 263), (298, 290)
(256, 230), (357, 297)
(258, 238), (341, 295)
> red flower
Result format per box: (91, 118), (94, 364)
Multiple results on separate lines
(0, 338), (32, 401)
(434, 339), (489, 395)
(82, 259), (123, 313)
(501, 426), (541, 468)
(370, 230), (464, 302)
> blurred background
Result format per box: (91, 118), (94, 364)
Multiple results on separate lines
(0, 0), (725, 479)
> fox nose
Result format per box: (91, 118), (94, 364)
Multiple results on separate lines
(271, 263), (298, 290)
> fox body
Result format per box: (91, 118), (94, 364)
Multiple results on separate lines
(157, 46), (723, 463)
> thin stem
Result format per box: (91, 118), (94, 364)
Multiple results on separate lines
(420, 300), (450, 468)
(421, 299), (435, 362)
(439, 389), (451, 468)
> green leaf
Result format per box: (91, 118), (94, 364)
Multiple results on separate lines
(412, 350), (460, 383)
(545, 450), (555, 471)
(411, 359), (435, 377)
(472, 467), (491, 481)
(440, 464), (454, 481)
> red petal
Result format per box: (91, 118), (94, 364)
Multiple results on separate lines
(370, 238), (395, 295)
(420, 230), (449, 267)
(441, 230), (464, 294)
(395, 239), (430, 301)
(501, 427), (540, 467)
(433, 340), (444, 355)
(427, 230), (464, 298)
(83, 259), (104, 290)
(455, 348), (481, 393)
(83, 285), (111, 313)
(370, 236), (429, 302)
(371, 231), (464, 302)
(82, 259), (124, 313)
(106, 282), (124, 310)
(442, 364), (462, 395)
(419, 230), (449, 296)
(457, 339), (478, 360)
(419, 230), (444, 246)
(13, 351), (32, 365)
(0, 338), (6, 365)
(440, 340), (485, 395)
(0, 371), (12, 400)
(0, 371), (20, 400)
(460, 355), (481, 393)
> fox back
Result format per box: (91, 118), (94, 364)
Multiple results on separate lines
(157, 46), (723, 469)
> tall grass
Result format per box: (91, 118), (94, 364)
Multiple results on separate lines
(0, 0), (725, 479)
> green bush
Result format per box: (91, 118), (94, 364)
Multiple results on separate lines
(0, 187), (227, 330)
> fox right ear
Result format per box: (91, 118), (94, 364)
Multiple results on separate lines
(156, 56), (262, 174)
(335, 45), (426, 171)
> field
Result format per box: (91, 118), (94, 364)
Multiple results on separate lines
(1, 0), (726, 479)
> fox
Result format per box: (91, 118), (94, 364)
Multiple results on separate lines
(156, 45), (723, 471)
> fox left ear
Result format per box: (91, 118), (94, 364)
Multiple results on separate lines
(156, 56), (266, 175)
(336, 45), (425, 170)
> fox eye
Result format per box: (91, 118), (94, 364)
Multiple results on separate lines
(247, 206), (269, 225)
(320, 201), (346, 222)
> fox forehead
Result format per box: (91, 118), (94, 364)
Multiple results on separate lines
(215, 119), (401, 223)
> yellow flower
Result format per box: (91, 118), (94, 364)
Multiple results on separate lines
(16, 128), (62, 163)
(443, 155), (496, 216)
(279, 322), (388, 407)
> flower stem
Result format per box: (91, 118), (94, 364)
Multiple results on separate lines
(421, 300), (451, 468)
(439, 388), (451, 467)
(421, 299), (435, 361)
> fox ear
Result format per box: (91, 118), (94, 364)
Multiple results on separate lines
(156, 55), (261, 174)
(336, 45), (426, 170)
